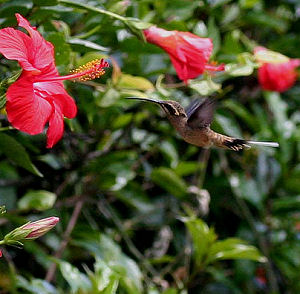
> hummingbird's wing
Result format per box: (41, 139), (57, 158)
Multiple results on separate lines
(186, 98), (216, 129)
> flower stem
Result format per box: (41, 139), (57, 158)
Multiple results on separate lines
(45, 199), (84, 282)
(58, 0), (127, 22)
(237, 30), (258, 51)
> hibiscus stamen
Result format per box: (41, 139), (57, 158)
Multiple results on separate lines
(36, 59), (109, 82)
(70, 59), (110, 81)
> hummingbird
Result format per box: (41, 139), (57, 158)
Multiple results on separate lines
(127, 97), (279, 151)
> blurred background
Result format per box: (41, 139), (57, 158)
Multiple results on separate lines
(0, 0), (300, 293)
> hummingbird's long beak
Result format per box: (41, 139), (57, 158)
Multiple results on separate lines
(126, 97), (165, 105)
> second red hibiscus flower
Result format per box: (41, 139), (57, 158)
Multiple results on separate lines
(143, 26), (224, 83)
(254, 46), (300, 93)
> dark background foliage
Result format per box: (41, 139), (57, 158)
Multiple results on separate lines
(0, 0), (300, 293)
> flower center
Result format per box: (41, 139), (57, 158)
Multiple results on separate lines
(36, 59), (109, 82)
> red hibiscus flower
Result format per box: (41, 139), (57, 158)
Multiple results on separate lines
(143, 26), (224, 83)
(0, 14), (108, 148)
(254, 46), (300, 93)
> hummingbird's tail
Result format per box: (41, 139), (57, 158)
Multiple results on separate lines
(209, 131), (279, 151)
(222, 137), (279, 151)
(246, 141), (279, 148)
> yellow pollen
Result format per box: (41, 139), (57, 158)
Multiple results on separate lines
(71, 58), (109, 81)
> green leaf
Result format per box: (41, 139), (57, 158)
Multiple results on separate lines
(223, 100), (257, 131)
(107, 162), (136, 191)
(214, 114), (243, 138)
(239, 0), (261, 9)
(47, 32), (72, 68)
(221, 4), (240, 26)
(151, 167), (187, 198)
(189, 79), (221, 96)
(230, 174), (263, 209)
(207, 17), (220, 56)
(0, 93), (6, 109)
(265, 91), (293, 162)
(58, 0), (148, 40)
(96, 88), (120, 107)
(183, 217), (217, 267)
(225, 52), (256, 76)
(222, 31), (243, 55)
(0, 0), (32, 17)
(74, 233), (143, 294)
(16, 276), (59, 294)
(86, 258), (118, 292)
(125, 18), (153, 30)
(264, 92), (289, 136)
(0, 71), (22, 109)
(159, 141), (179, 168)
(162, 289), (179, 294)
(0, 206), (6, 214)
(272, 196), (300, 213)
(18, 190), (56, 211)
(0, 133), (43, 177)
(58, 260), (92, 293)
(117, 74), (154, 91)
(68, 38), (109, 52)
(33, 0), (58, 6)
(246, 11), (288, 33)
(123, 18), (152, 40)
(174, 161), (201, 176)
(207, 238), (267, 263)
(102, 278), (119, 294)
(225, 63), (254, 76)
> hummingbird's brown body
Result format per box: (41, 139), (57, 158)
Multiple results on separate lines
(127, 97), (279, 151)
(166, 111), (244, 150)
(167, 114), (212, 147)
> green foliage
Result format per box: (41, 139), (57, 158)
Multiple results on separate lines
(73, 232), (143, 293)
(184, 217), (266, 268)
(0, 0), (299, 293)
(0, 133), (42, 177)
(18, 190), (57, 211)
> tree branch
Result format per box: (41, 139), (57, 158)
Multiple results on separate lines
(45, 199), (84, 282)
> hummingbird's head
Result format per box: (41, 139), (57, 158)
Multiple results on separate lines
(126, 97), (187, 117)
(160, 100), (187, 117)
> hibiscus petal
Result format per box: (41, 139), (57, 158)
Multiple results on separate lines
(144, 26), (215, 82)
(15, 14), (55, 71)
(169, 55), (189, 82)
(34, 81), (77, 118)
(46, 102), (64, 148)
(0, 28), (40, 73)
(6, 74), (52, 135)
(51, 93), (77, 119)
(258, 61), (299, 92)
(180, 33), (213, 61)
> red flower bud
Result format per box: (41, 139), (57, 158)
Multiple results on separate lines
(22, 217), (59, 239)
(143, 26), (224, 83)
(254, 47), (300, 92)
(3, 217), (59, 244)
